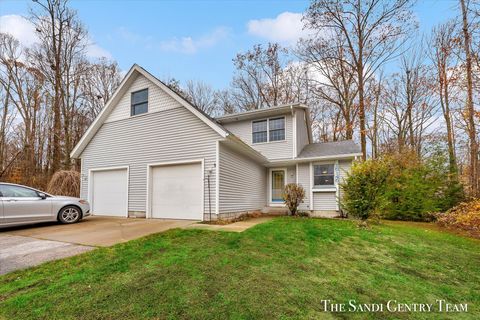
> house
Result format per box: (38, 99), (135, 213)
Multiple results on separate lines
(71, 64), (361, 220)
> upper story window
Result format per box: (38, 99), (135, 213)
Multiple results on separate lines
(252, 120), (268, 143)
(131, 88), (148, 116)
(314, 164), (335, 187)
(269, 117), (285, 141)
(252, 117), (285, 144)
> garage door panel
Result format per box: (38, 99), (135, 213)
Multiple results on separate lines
(92, 169), (128, 217)
(151, 162), (202, 220)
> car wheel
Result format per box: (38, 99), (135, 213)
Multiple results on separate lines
(58, 206), (82, 224)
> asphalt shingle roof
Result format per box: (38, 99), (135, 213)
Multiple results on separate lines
(297, 140), (361, 158)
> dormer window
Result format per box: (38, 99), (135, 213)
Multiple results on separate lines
(131, 88), (148, 116)
(252, 117), (285, 144)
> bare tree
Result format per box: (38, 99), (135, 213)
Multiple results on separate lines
(298, 31), (359, 140)
(366, 72), (383, 158)
(459, 0), (479, 196)
(230, 43), (310, 111)
(0, 33), (48, 184)
(185, 80), (219, 116)
(429, 21), (460, 175)
(81, 58), (121, 120)
(29, 0), (88, 172)
(304, 0), (417, 159)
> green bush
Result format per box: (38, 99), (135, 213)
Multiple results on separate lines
(340, 158), (390, 220)
(341, 150), (464, 221)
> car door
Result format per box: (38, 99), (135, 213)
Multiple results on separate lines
(0, 185), (53, 224)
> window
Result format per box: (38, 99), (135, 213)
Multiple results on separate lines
(252, 120), (268, 143)
(0, 185), (39, 197)
(314, 164), (335, 187)
(252, 117), (285, 144)
(269, 117), (285, 141)
(131, 88), (148, 116)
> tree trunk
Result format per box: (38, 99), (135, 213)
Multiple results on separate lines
(460, 0), (478, 196)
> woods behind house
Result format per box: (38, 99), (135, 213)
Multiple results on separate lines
(1, 0), (479, 201)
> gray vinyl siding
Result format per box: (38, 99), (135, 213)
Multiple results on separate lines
(218, 143), (267, 215)
(338, 159), (353, 205)
(105, 74), (179, 123)
(80, 105), (220, 214)
(339, 160), (352, 183)
(313, 192), (337, 211)
(297, 162), (311, 211)
(286, 166), (296, 184)
(223, 113), (294, 160)
(295, 109), (309, 156)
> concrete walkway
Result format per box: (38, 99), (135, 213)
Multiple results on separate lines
(4, 216), (196, 247)
(185, 216), (274, 232)
(0, 234), (93, 275)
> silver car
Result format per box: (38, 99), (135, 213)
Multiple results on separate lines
(0, 183), (90, 227)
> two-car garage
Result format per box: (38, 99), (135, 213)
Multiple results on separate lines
(89, 161), (203, 220)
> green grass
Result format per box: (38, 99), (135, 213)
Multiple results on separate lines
(1, 218), (479, 319)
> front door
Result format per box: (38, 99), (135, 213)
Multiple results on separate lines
(271, 170), (285, 204)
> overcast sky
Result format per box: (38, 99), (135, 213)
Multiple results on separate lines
(0, 0), (458, 89)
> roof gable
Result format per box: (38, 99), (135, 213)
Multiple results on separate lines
(71, 64), (229, 158)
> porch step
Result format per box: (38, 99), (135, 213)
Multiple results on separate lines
(261, 207), (289, 216)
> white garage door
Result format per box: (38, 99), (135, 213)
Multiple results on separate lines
(150, 162), (202, 220)
(91, 168), (128, 217)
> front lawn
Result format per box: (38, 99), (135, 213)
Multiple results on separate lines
(1, 218), (479, 319)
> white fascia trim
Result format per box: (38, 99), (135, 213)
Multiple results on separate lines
(138, 66), (228, 138)
(295, 153), (363, 162)
(70, 66), (138, 159)
(88, 165), (130, 217)
(216, 103), (308, 122)
(145, 158), (205, 221)
(225, 134), (269, 164)
(70, 64), (228, 159)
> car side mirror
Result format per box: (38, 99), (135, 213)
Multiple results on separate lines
(38, 192), (47, 199)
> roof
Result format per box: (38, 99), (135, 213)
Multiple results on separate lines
(70, 64), (230, 159)
(215, 103), (308, 123)
(297, 140), (362, 159)
(71, 64), (269, 164)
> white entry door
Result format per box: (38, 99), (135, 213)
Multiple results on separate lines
(91, 168), (128, 217)
(150, 162), (203, 220)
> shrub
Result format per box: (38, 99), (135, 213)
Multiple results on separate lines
(47, 170), (80, 197)
(341, 150), (464, 222)
(437, 199), (480, 238)
(380, 151), (464, 221)
(340, 158), (389, 220)
(282, 183), (305, 216)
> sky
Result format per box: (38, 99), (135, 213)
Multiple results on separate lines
(0, 0), (459, 90)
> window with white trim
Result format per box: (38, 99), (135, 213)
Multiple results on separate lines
(269, 117), (285, 141)
(314, 164), (335, 187)
(131, 88), (148, 116)
(252, 117), (285, 144)
(252, 120), (268, 143)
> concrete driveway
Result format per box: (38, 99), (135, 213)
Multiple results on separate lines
(0, 235), (94, 275)
(0, 216), (196, 275)
(2, 216), (196, 246)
